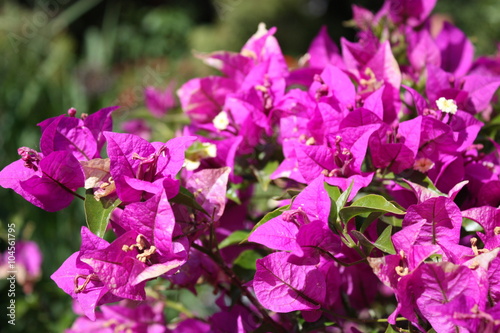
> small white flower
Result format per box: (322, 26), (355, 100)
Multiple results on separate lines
(183, 143), (217, 171)
(254, 22), (268, 39)
(205, 143), (217, 158)
(183, 160), (201, 171)
(413, 157), (435, 173)
(213, 111), (230, 131)
(436, 97), (458, 114)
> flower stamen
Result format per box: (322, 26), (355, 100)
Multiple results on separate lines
(74, 273), (99, 293)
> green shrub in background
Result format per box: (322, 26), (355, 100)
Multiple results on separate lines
(1, 0), (500, 331)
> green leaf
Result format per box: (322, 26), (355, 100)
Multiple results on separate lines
(373, 225), (396, 254)
(84, 189), (121, 238)
(246, 204), (290, 241)
(414, 175), (441, 193)
(218, 230), (250, 249)
(360, 211), (384, 233)
(336, 180), (353, 213)
(397, 172), (445, 196)
(384, 324), (399, 333)
(350, 230), (375, 255)
(272, 187), (301, 201)
(339, 194), (405, 224)
(226, 185), (241, 205)
(379, 215), (403, 228)
(462, 218), (483, 232)
(253, 161), (279, 191)
(233, 250), (263, 282)
(233, 249), (262, 270)
(170, 186), (208, 215)
(426, 254), (443, 263)
(350, 225), (396, 255)
(324, 182), (341, 201)
(286, 188), (302, 198)
(327, 198), (340, 234)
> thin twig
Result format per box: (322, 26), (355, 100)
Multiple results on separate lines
(192, 241), (287, 333)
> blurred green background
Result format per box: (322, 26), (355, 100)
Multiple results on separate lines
(0, 0), (499, 331)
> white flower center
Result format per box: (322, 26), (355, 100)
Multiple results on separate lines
(205, 143), (217, 158)
(213, 111), (230, 130)
(436, 97), (457, 114)
(413, 157), (435, 173)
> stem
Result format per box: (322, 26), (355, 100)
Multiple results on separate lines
(376, 317), (408, 323)
(209, 228), (286, 332)
(164, 299), (196, 318)
(212, 280), (265, 324)
(340, 231), (366, 258)
(302, 245), (367, 267)
(146, 285), (197, 319)
(172, 223), (210, 241)
(192, 241), (287, 333)
(322, 307), (407, 325)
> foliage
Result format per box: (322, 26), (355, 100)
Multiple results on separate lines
(2, 0), (500, 332)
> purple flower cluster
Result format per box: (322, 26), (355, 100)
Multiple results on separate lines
(2, 0), (500, 331)
(0, 240), (42, 294)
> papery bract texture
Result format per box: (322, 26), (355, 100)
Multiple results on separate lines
(253, 252), (326, 312)
(20, 151), (84, 211)
(392, 196), (468, 262)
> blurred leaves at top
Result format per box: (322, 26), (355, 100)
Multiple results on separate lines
(0, 0), (499, 331)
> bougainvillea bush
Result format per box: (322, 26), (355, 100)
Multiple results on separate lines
(2, 0), (500, 332)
